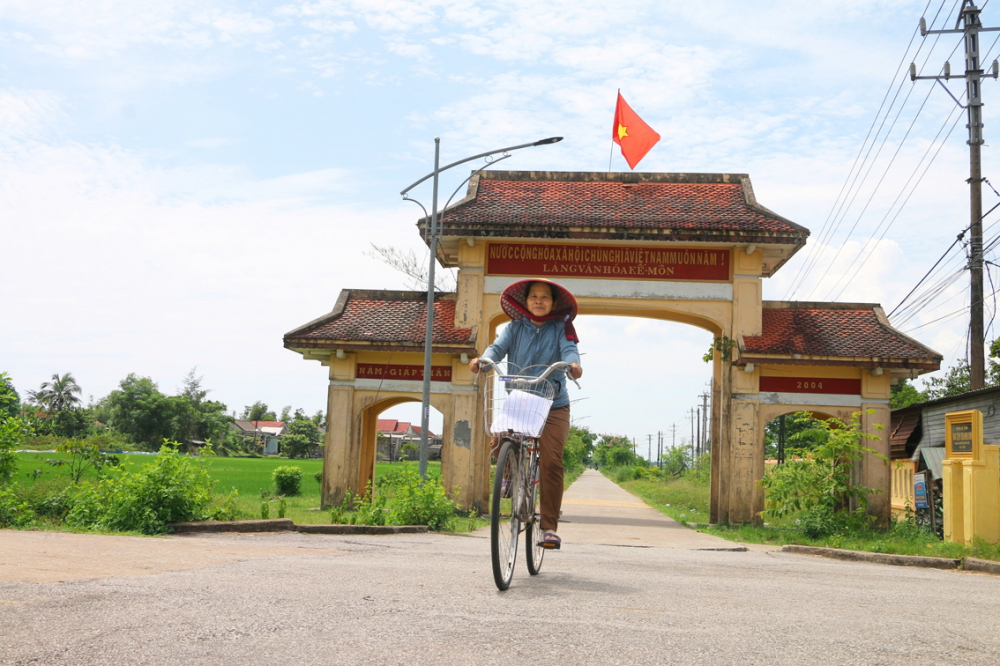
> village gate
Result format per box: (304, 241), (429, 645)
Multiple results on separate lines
(285, 171), (942, 525)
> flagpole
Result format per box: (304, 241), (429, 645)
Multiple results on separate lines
(609, 88), (619, 173)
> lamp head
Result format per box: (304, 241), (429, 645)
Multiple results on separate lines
(533, 137), (564, 146)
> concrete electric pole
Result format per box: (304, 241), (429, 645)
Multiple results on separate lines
(700, 391), (711, 455)
(912, 1), (1000, 389)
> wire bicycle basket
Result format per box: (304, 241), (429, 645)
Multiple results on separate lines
(482, 362), (557, 438)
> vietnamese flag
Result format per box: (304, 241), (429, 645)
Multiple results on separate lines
(612, 91), (660, 169)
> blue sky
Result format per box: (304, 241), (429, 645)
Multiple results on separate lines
(2, 1), (995, 453)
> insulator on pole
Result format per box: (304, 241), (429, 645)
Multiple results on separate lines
(919, 17), (928, 36)
(910, 62), (918, 81)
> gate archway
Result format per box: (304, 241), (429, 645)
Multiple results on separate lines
(284, 170), (943, 525)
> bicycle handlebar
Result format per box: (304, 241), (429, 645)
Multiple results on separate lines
(476, 358), (581, 389)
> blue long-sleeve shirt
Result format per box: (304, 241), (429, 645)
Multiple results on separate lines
(481, 318), (581, 409)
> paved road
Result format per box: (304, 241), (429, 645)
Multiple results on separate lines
(2, 470), (999, 665)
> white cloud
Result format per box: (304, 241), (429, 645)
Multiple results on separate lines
(0, 138), (419, 417)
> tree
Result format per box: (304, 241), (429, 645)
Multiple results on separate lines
(280, 405), (293, 422)
(366, 243), (456, 292)
(106, 374), (176, 450)
(171, 369), (231, 449)
(563, 426), (596, 470)
(281, 417), (322, 459)
(242, 401), (276, 422)
(890, 379), (926, 409)
(0, 374), (19, 419)
(0, 373), (28, 485)
(311, 410), (326, 429)
(29, 372), (83, 412)
(179, 367), (208, 402)
(923, 361), (974, 400)
(763, 413), (826, 460)
(593, 434), (643, 468)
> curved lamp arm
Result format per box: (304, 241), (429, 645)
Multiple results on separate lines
(400, 137), (562, 196)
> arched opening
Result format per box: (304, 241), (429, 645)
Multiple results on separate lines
(357, 396), (447, 495)
(480, 308), (721, 501)
(374, 401), (445, 468)
(763, 410), (837, 465)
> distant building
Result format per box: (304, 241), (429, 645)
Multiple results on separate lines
(376, 419), (441, 461)
(231, 420), (287, 455)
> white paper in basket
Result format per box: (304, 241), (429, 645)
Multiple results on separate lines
(490, 389), (552, 438)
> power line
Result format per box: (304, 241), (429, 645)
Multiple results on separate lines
(804, 30), (966, 300)
(786, 0), (959, 300)
(825, 105), (964, 300)
(781, 0), (938, 298)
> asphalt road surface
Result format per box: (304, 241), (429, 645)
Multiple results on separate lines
(2, 470), (998, 665)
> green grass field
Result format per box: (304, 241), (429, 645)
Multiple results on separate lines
(13, 452), (443, 525)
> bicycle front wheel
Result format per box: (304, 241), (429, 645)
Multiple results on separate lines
(491, 439), (520, 591)
(524, 446), (544, 575)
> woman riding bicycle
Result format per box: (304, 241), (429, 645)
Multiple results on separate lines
(469, 278), (583, 550)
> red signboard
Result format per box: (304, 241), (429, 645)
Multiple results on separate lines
(759, 377), (861, 395)
(486, 242), (730, 281)
(356, 364), (452, 382)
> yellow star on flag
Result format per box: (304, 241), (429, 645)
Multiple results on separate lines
(612, 91), (660, 169)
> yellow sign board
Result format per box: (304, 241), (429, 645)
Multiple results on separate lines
(945, 410), (983, 461)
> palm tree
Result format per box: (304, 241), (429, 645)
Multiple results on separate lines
(31, 373), (83, 412)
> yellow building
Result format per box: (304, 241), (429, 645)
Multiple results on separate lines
(285, 171), (942, 525)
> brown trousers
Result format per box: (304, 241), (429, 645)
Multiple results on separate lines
(490, 406), (570, 531)
(537, 405), (570, 532)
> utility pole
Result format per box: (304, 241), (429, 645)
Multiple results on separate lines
(648, 434), (653, 465)
(700, 391), (710, 456)
(689, 408), (696, 459)
(670, 424), (677, 469)
(695, 407), (701, 460)
(912, 2), (1000, 389)
(657, 430), (663, 469)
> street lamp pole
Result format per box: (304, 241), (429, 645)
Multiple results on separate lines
(401, 136), (563, 479)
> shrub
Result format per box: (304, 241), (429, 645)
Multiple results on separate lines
(16, 477), (75, 519)
(330, 470), (458, 530)
(273, 466), (303, 496)
(380, 469), (456, 530)
(686, 454), (711, 485)
(51, 439), (119, 483)
(65, 444), (215, 534)
(0, 486), (33, 527)
(314, 470), (323, 484)
(759, 410), (885, 531)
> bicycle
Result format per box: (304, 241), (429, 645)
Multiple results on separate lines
(478, 358), (579, 591)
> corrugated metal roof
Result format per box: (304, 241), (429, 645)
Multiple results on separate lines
(919, 446), (945, 481)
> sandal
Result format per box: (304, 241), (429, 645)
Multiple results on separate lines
(540, 531), (561, 550)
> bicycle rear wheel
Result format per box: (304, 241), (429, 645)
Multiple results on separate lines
(491, 439), (520, 591)
(524, 446), (544, 575)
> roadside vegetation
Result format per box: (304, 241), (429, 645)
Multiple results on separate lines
(598, 411), (1000, 564)
(0, 371), (488, 534)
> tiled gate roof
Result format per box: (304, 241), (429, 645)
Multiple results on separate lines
(740, 302), (942, 369)
(429, 171), (809, 244)
(284, 290), (476, 353)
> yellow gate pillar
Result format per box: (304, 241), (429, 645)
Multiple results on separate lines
(942, 410), (1000, 545)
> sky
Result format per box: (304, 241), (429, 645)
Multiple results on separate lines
(2, 0), (998, 457)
